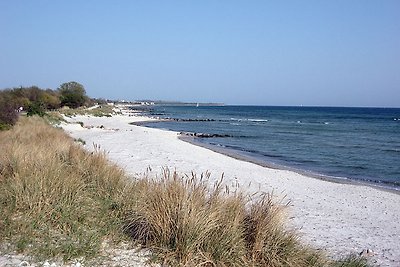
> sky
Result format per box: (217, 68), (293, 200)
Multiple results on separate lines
(1, 1), (399, 107)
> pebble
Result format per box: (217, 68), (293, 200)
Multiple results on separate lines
(359, 248), (374, 257)
(0, 242), (160, 267)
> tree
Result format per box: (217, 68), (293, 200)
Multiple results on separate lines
(58, 81), (88, 108)
(40, 90), (61, 109)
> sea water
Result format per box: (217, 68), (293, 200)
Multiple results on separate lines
(142, 106), (400, 189)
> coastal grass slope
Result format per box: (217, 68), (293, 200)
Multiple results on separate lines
(0, 116), (130, 260)
(0, 116), (370, 266)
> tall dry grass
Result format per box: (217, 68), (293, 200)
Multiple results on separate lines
(0, 116), (130, 259)
(0, 116), (371, 266)
(126, 170), (326, 267)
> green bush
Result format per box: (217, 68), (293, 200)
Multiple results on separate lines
(59, 81), (88, 108)
(27, 102), (46, 117)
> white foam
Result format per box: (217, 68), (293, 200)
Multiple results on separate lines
(248, 119), (269, 122)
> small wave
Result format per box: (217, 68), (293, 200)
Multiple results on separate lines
(295, 121), (331, 125)
(350, 177), (400, 189)
(382, 148), (400, 153)
(296, 159), (318, 164)
(230, 118), (269, 122)
(350, 165), (368, 170)
(248, 119), (269, 122)
(209, 142), (226, 148)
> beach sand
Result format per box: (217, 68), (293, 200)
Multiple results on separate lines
(61, 107), (400, 266)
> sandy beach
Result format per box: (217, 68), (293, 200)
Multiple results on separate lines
(61, 107), (400, 266)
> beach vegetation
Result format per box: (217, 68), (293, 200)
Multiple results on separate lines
(75, 137), (86, 145)
(0, 117), (374, 266)
(58, 81), (88, 109)
(59, 104), (115, 117)
(43, 111), (67, 125)
(332, 255), (370, 267)
(0, 117), (130, 261)
(0, 83), (107, 131)
(0, 90), (20, 128)
(128, 171), (328, 266)
(27, 101), (46, 117)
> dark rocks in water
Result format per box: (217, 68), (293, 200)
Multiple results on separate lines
(180, 132), (232, 138)
(170, 118), (216, 122)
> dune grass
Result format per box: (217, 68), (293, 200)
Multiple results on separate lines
(60, 104), (116, 118)
(127, 171), (327, 266)
(0, 117), (130, 260)
(0, 116), (372, 266)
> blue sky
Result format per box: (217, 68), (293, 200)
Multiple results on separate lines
(1, 1), (399, 107)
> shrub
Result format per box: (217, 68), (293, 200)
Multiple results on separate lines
(40, 90), (61, 109)
(0, 90), (19, 128)
(27, 101), (46, 117)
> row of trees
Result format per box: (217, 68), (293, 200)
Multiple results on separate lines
(0, 81), (89, 129)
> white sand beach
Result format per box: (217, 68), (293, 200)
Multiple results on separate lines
(61, 107), (400, 266)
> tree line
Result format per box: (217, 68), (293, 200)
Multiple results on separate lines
(0, 81), (94, 129)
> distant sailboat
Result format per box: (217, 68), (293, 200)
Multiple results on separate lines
(196, 103), (199, 107)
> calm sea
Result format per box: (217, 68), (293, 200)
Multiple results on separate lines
(141, 106), (400, 189)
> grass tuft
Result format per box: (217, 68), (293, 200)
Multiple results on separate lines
(125, 170), (328, 266)
(331, 255), (371, 267)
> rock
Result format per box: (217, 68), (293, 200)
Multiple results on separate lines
(179, 131), (232, 138)
(172, 118), (216, 122)
(359, 249), (374, 257)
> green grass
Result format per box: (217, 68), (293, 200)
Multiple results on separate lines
(44, 111), (67, 125)
(332, 255), (370, 267)
(0, 122), (12, 131)
(0, 116), (374, 266)
(59, 105), (115, 117)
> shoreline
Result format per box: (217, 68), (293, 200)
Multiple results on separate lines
(61, 109), (400, 266)
(178, 135), (400, 196)
(135, 119), (400, 195)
